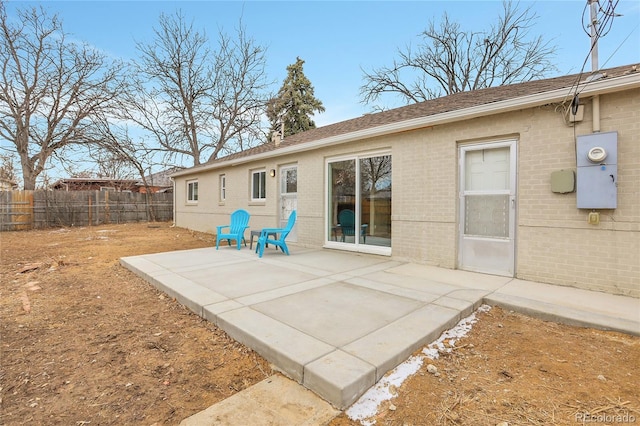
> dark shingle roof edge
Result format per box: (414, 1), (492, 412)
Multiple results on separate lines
(172, 64), (640, 178)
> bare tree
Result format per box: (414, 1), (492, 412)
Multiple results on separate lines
(0, 152), (18, 186)
(0, 3), (126, 189)
(360, 0), (557, 107)
(125, 11), (271, 167)
(90, 150), (137, 180)
(90, 116), (167, 220)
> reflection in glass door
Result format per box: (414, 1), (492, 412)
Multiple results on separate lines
(360, 155), (392, 247)
(327, 153), (391, 254)
(328, 160), (355, 244)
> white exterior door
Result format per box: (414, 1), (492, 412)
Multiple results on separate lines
(458, 141), (516, 276)
(280, 165), (297, 242)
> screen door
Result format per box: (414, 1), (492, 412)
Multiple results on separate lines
(458, 141), (516, 276)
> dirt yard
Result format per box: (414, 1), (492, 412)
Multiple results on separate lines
(1, 222), (638, 426)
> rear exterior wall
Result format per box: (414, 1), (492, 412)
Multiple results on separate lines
(174, 88), (639, 297)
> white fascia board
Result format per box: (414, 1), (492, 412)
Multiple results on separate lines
(172, 72), (640, 178)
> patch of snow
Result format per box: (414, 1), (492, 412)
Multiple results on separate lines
(345, 304), (492, 425)
(346, 355), (423, 425)
(423, 304), (491, 360)
(49, 228), (71, 234)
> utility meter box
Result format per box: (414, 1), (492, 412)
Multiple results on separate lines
(576, 131), (617, 209)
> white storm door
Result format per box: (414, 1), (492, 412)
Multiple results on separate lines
(280, 165), (298, 242)
(458, 141), (516, 276)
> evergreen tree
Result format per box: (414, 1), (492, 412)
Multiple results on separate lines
(267, 57), (325, 139)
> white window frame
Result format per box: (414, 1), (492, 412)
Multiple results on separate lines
(186, 179), (198, 203)
(324, 149), (392, 256)
(251, 169), (266, 202)
(219, 174), (226, 202)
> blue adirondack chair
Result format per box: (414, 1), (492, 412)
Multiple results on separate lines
(216, 209), (251, 250)
(338, 209), (367, 243)
(255, 211), (297, 258)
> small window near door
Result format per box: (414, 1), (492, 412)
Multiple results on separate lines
(187, 179), (198, 203)
(219, 174), (226, 201)
(251, 170), (266, 201)
(281, 167), (297, 194)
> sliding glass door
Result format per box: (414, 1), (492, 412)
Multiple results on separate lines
(327, 152), (391, 254)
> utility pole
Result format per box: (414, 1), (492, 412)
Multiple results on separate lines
(589, 0), (601, 131)
(589, 0), (599, 71)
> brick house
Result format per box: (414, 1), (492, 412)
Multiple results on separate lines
(171, 64), (640, 297)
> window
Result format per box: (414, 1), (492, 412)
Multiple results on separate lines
(251, 170), (266, 201)
(187, 179), (198, 203)
(220, 174), (226, 201)
(280, 167), (297, 194)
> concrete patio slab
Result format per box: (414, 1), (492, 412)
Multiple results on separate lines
(252, 282), (424, 347)
(184, 261), (318, 299)
(303, 350), (376, 409)
(215, 306), (335, 383)
(342, 304), (461, 381)
(120, 245), (640, 412)
(385, 263), (513, 291)
(487, 278), (640, 336)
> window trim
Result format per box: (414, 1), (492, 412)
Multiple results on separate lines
(186, 179), (199, 204)
(250, 169), (266, 202)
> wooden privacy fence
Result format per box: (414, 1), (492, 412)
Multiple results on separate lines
(0, 190), (173, 231)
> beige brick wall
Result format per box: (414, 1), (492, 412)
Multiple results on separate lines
(174, 88), (639, 297)
(513, 90), (639, 296)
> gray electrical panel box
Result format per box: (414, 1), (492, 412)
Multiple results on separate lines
(576, 131), (618, 209)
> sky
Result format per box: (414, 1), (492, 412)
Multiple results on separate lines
(4, 0), (640, 127)
(2, 1), (639, 184)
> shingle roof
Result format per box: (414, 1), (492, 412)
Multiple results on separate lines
(202, 64), (639, 167)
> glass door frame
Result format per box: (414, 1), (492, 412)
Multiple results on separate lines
(279, 164), (298, 242)
(324, 150), (392, 256)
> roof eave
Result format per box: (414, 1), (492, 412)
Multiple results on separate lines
(171, 72), (640, 178)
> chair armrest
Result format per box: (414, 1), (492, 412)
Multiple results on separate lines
(216, 225), (230, 232)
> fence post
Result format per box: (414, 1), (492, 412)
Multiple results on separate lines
(28, 191), (34, 229)
(88, 195), (92, 226)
